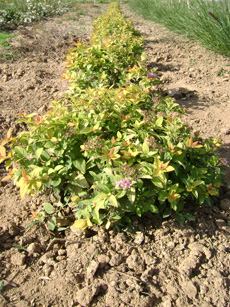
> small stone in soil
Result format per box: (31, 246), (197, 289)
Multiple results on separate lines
(87, 260), (99, 279)
(215, 219), (226, 227)
(75, 285), (100, 307)
(11, 252), (26, 266)
(27, 242), (41, 255)
(179, 279), (197, 300)
(134, 232), (145, 245)
(220, 198), (230, 211)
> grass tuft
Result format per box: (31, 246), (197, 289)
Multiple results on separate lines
(0, 30), (14, 46)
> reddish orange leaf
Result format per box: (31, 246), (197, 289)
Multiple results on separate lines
(109, 148), (114, 158)
(22, 168), (28, 179)
(36, 114), (41, 123)
(191, 141), (198, 148)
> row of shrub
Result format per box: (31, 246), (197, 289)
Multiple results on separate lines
(0, 2), (226, 230)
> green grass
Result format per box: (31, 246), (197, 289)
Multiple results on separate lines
(0, 30), (15, 47)
(128, 0), (230, 57)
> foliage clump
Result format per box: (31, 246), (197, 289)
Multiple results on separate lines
(0, 0), (69, 27)
(0, 2), (226, 230)
(128, 0), (230, 57)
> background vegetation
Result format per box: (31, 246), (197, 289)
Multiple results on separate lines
(0, 0), (86, 27)
(1, 0), (230, 56)
(128, 0), (230, 57)
(0, 0), (112, 51)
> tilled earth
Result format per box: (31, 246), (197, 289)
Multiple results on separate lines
(0, 4), (230, 307)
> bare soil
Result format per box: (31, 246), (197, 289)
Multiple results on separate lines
(0, 4), (230, 307)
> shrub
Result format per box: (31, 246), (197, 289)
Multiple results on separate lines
(63, 3), (145, 91)
(0, 0), (68, 27)
(0, 2), (226, 230)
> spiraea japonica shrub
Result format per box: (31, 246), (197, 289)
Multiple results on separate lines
(0, 2), (226, 230)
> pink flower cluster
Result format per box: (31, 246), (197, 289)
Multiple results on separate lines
(115, 179), (132, 190)
(220, 158), (228, 165)
(147, 73), (157, 79)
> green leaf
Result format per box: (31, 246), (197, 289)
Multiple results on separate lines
(113, 214), (122, 220)
(12, 244), (27, 251)
(47, 216), (56, 231)
(14, 146), (27, 160)
(44, 141), (55, 149)
(149, 204), (159, 213)
(81, 127), (92, 134)
(116, 190), (126, 199)
(89, 171), (100, 180)
(158, 191), (168, 203)
(142, 142), (149, 155)
(96, 183), (110, 194)
(198, 193), (205, 205)
(208, 189), (219, 196)
(170, 201), (178, 211)
(175, 213), (185, 225)
(103, 167), (113, 176)
(30, 167), (42, 177)
(109, 195), (118, 207)
(177, 201), (184, 212)
(169, 184), (179, 193)
(184, 213), (196, 221)
(54, 165), (64, 172)
(192, 189), (199, 199)
(40, 150), (50, 161)
(35, 148), (43, 160)
(151, 177), (164, 189)
(94, 199), (106, 224)
(155, 116), (163, 127)
(136, 207), (142, 217)
(43, 203), (55, 214)
(52, 177), (62, 187)
(75, 174), (89, 188)
(109, 174), (117, 184)
(163, 207), (171, 218)
(73, 158), (86, 174)
(47, 129), (54, 138)
(48, 168), (55, 175)
(137, 179), (143, 188)
(57, 227), (68, 231)
(127, 187), (136, 203)
(193, 180), (204, 187)
(140, 174), (152, 179)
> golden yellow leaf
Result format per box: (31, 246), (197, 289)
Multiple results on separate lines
(0, 145), (6, 157)
(20, 181), (30, 198)
(71, 219), (87, 230)
(1, 174), (12, 181)
(7, 128), (12, 139)
(165, 165), (175, 172)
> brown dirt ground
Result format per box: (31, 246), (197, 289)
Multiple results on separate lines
(0, 3), (230, 307)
